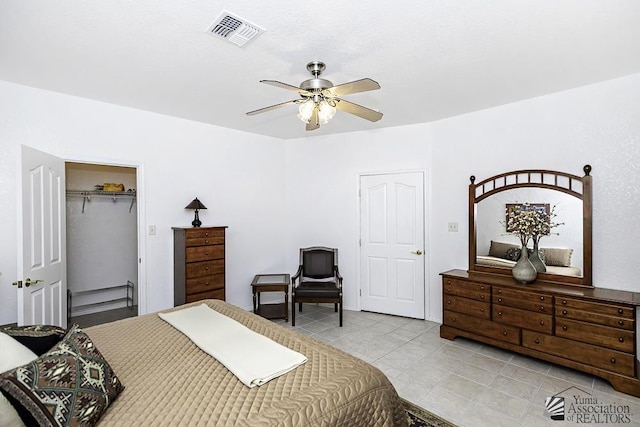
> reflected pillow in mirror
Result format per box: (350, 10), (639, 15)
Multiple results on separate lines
(489, 241), (521, 260)
(541, 248), (573, 267)
(505, 247), (521, 261)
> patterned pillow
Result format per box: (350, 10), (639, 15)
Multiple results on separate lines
(0, 325), (66, 356)
(489, 241), (521, 260)
(541, 248), (573, 267)
(0, 324), (124, 427)
(505, 247), (521, 261)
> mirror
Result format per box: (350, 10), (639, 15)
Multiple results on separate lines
(468, 166), (592, 287)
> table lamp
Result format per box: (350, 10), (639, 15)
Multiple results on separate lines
(185, 197), (207, 227)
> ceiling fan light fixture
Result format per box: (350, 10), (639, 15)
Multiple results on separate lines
(318, 100), (337, 125)
(297, 100), (315, 124)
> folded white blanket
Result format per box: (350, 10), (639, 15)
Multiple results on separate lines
(158, 304), (307, 387)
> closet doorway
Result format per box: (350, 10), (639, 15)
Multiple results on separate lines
(66, 163), (139, 326)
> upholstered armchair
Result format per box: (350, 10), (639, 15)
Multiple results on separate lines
(291, 247), (343, 327)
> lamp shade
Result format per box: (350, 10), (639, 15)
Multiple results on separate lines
(185, 198), (207, 210)
(185, 197), (207, 227)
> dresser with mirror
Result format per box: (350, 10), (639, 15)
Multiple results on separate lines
(440, 166), (640, 397)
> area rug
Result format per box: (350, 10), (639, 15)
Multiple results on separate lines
(403, 398), (457, 427)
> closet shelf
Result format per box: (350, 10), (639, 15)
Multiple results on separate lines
(67, 281), (134, 320)
(66, 189), (137, 213)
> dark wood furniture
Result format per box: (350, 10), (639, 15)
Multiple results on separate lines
(173, 226), (227, 306)
(441, 270), (640, 397)
(292, 247), (343, 327)
(441, 166), (640, 398)
(251, 274), (290, 321)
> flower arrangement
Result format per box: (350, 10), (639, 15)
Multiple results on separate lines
(503, 202), (564, 246)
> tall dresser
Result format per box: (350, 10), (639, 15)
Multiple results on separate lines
(173, 226), (227, 306)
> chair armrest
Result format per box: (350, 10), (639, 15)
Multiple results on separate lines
(292, 266), (303, 284)
(334, 266), (343, 286)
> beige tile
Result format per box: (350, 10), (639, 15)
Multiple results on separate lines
(436, 373), (488, 400)
(501, 363), (546, 388)
(465, 352), (508, 373)
(475, 386), (530, 421)
(508, 353), (551, 374)
(434, 342), (475, 362)
(418, 388), (471, 426)
(461, 402), (524, 427)
(476, 344), (515, 362)
(547, 365), (595, 389)
(453, 361), (498, 386)
(490, 375), (538, 400)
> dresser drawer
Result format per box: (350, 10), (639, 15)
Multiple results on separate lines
(556, 307), (635, 330)
(523, 330), (635, 377)
(442, 278), (489, 301)
(493, 305), (553, 334)
(556, 297), (634, 319)
(444, 310), (520, 345)
(444, 295), (490, 319)
(186, 259), (225, 278)
(186, 274), (225, 295)
(185, 228), (225, 239)
(555, 318), (634, 353)
(185, 288), (225, 303)
(493, 295), (552, 314)
(186, 245), (225, 262)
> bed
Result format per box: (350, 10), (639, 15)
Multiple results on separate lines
(78, 299), (406, 426)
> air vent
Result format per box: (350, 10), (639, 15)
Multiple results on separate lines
(205, 11), (264, 47)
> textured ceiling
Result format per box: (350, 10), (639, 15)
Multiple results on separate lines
(1, 1), (639, 140)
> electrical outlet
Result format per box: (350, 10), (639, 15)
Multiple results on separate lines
(148, 225), (156, 235)
(448, 222), (459, 232)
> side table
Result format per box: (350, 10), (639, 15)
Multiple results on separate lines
(251, 274), (290, 321)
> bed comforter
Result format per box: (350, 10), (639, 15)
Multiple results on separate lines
(86, 300), (406, 426)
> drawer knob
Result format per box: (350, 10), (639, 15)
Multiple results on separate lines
(205, 232), (209, 236)
(205, 267), (209, 270)
(618, 309), (624, 314)
(619, 337), (624, 343)
(610, 358), (616, 364)
(562, 310), (568, 315)
(619, 320), (624, 326)
(503, 331), (508, 336)
(498, 311), (502, 316)
(205, 240), (209, 244)
(447, 300), (451, 304)
(562, 326), (567, 331)
(535, 339), (540, 344)
(498, 298), (502, 303)
(480, 308), (485, 312)
(205, 251), (209, 255)
(452, 317), (456, 322)
(540, 321), (545, 325)
(447, 280), (451, 284)
(481, 295), (485, 299)
(497, 289), (502, 294)
(540, 296), (545, 301)
(562, 300), (567, 305)
(480, 286), (485, 290)
(205, 281), (209, 286)
(447, 288), (451, 293)
(540, 306), (545, 311)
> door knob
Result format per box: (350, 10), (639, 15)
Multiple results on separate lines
(411, 250), (423, 255)
(23, 278), (43, 287)
(12, 280), (23, 288)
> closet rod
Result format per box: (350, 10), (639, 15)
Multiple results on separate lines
(66, 190), (137, 214)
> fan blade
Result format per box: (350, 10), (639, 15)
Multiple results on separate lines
(260, 80), (314, 97)
(246, 100), (301, 116)
(325, 78), (380, 97)
(334, 99), (383, 122)
(306, 106), (320, 131)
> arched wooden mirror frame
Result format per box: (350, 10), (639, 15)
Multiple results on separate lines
(468, 165), (592, 287)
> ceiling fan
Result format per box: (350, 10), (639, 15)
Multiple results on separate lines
(246, 61), (383, 131)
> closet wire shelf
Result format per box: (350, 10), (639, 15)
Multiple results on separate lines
(67, 280), (135, 323)
(66, 189), (137, 213)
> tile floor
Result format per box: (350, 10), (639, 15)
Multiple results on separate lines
(275, 305), (640, 427)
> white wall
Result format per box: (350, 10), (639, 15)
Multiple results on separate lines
(0, 81), (287, 325)
(2, 72), (639, 326)
(285, 73), (640, 322)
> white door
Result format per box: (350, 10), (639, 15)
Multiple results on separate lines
(17, 145), (67, 327)
(360, 172), (425, 319)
